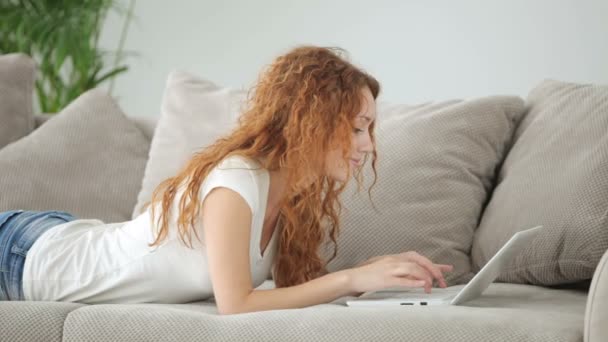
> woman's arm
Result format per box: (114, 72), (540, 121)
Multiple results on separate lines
(201, 187), (355, 315)
(237, 270), (353, 314)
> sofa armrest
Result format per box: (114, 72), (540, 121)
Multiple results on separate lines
(585, 248), (608, 342)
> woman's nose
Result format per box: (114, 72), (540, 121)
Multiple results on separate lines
(359, 132), (374, 153)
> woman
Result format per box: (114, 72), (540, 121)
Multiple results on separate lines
(0, 46), (453, 313)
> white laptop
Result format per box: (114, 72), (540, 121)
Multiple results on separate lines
(346, 225), (543, 307)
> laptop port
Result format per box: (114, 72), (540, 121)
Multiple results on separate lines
(421, 302), (427, 306)
(400, 303), (414, 305)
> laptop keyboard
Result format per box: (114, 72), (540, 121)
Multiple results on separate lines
(359, 286), (462, 300)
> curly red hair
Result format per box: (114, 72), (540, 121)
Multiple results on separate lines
(143, 45), (380, 287)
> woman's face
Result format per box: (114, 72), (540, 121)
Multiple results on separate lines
(326, 87), (376, 183)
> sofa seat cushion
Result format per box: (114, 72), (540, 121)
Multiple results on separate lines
(61, 282), (586, 342)
(0, 301), (84, 342)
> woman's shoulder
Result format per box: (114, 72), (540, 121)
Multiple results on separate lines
(216, 154), (263, 172)
(202, 154), (266, 213)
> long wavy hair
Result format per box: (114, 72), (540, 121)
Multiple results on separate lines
(143, 45), (381, 288)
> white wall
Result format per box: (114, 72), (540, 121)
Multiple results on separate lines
(99, 0), (608, 117)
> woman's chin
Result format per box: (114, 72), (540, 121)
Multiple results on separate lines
(336, 171), (350, 183)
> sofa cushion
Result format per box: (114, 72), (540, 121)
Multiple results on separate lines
(0, 53), (36, 148)
(33, 113), (52, 128)
(321, 96), (526, 285)
(34, 112), (158, 144)
(0, 301), (84, 342)
(0, 88), (150, 222)
(129, 115), (158, 142)
(471, 79), (608, 285)
(132, 71), (245, 218)
(60, 282), (585, 342)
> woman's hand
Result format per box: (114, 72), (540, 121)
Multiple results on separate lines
(345, 251), (454, 296)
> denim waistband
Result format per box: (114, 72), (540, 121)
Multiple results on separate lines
(0, 210), (76, 300)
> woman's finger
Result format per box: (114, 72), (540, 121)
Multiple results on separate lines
(394, 262), (433, 292)
(401, 252), (448, 288)
(393, 277), (426, 289)
(436, 264), (455, 272)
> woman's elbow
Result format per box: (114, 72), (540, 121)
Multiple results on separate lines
(218, 303), (253, 315)
(216, 297), (251, 315)
(217, 306), (241, 315)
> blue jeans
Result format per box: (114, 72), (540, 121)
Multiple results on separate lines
(0, 210), (77, 301)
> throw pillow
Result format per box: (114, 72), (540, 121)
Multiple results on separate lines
(320, 96), (527, 285)
(0, 88), (150, 222)
(471, 79), (608, 285)
(132, 71), (246, 218)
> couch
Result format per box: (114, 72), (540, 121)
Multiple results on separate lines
(0, 53), (607, 342)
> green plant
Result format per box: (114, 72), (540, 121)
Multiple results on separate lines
(0, 0), (135, 113)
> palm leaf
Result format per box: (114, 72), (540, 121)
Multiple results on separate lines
(92, 66), (128, 88)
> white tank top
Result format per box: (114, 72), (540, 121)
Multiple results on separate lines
(22, 155), (279, 303)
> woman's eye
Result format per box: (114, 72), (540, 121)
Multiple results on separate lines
(353, 128), (365, 134)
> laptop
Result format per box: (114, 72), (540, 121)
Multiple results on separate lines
(346, 225), (543, 307)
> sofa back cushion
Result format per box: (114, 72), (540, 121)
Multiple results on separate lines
(129, 115), (158, 142)
(321, 96), (526, 284)
(0, 53), (36, 148)
(132, 71), (245, 218)
(0, 89), (150, 222)
(35, 113), (159, 143)
(472, 79), (608, 285)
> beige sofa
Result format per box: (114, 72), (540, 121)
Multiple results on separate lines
(0, 53), (607, 341)
(0, 112), (602, 342)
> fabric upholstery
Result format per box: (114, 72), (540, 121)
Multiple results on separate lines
(35, 113), (157, 144)
(129, 115), (158, 143)
(33, 113), (52, 128)
(0, 53), (36, 149)
(471, 79), (608, 285)
(321, 96), (526, 285)
(0, 89), (150, 223)
(58, 282), (586, 342)
(132, 71), (246, 218)
(0, 301), (83, 342)
(585, 248), (608, 342)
